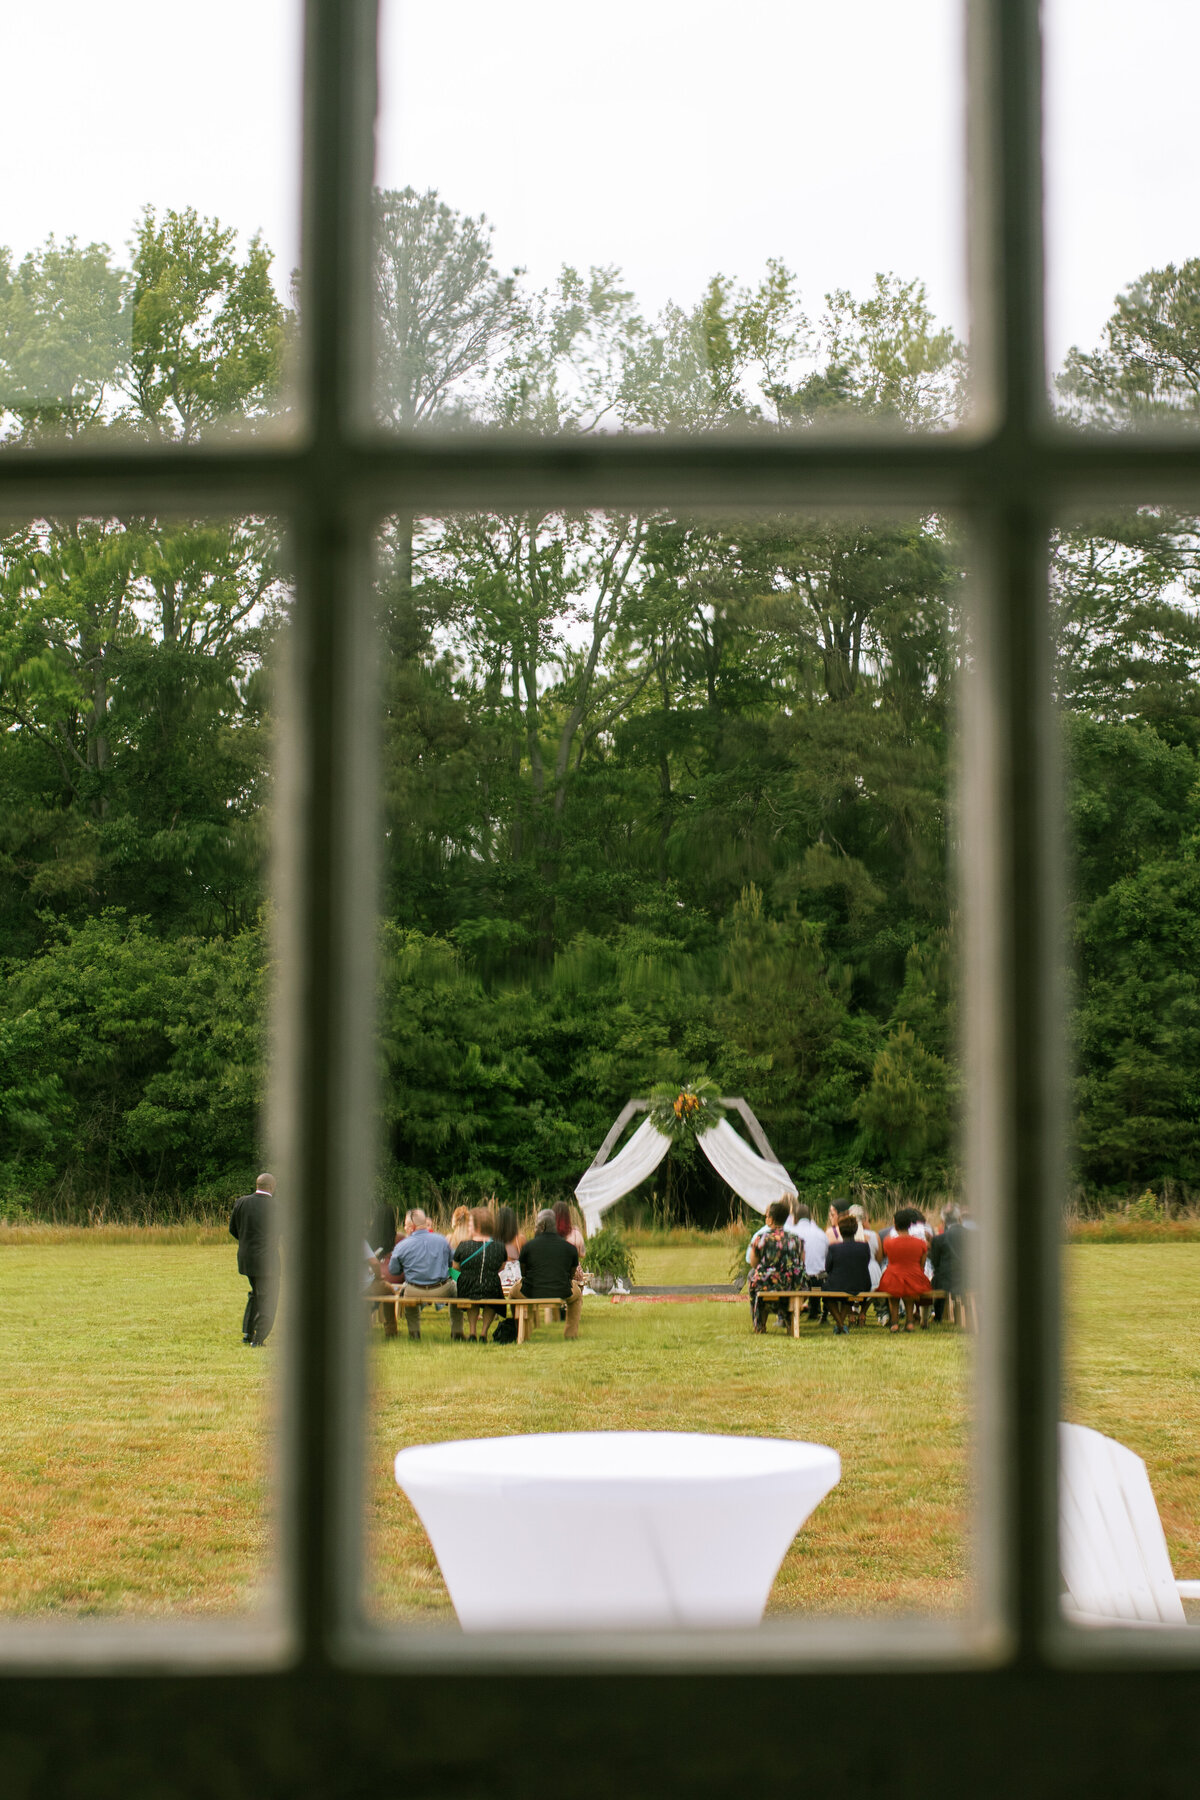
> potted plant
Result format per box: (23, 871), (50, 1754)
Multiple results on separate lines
(580, 1225), (636, 1294)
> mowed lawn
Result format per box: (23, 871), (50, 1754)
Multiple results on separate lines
(2, 1237), (1199, 1620)
(0, 1234), (273, 1614)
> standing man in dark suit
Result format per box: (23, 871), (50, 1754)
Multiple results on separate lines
(230, 1174), (280, 1346)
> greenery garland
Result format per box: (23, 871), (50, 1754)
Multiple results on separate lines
(647, 1077), (726, 1144)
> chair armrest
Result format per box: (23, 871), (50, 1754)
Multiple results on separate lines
(1175, 1581), (1200, 1598)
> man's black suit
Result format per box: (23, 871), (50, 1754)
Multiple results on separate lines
(230, 1189), (280, 1344)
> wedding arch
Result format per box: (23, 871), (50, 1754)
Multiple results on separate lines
(574, 1090), (798, 1237)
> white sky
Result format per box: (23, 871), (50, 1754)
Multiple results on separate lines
(1, 2), (1197, 384)
(0, 3), (304, 285)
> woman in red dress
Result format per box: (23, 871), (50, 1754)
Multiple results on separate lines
(877, 1207), (932, 1332)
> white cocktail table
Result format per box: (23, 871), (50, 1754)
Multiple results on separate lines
(393, 1430), (840, 1631)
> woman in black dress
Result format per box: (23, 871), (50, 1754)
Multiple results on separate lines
(453, 1206), (508, 1342)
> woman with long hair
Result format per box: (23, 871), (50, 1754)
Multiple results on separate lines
(553, 1200), (586, 1256)
(848, 1203), (882, 1288)
(453, 1206), (507, 1342)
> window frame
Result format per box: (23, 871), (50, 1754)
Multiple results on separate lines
(4, 0), (1200, 1784)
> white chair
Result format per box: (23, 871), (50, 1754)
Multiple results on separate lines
(1059, 1421), (1200, 1626)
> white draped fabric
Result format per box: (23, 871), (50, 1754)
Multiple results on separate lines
(696, 1118), (797, 1214)
(576, 1116), (671, 1235)
(575, 1113), (797, 1235)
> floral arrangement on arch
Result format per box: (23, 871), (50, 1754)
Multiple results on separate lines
(647, 1076), (726, 1143)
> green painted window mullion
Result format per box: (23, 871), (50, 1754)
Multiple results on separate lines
(291, 0), (379, 1668)
(968, 0), (1059, 1662)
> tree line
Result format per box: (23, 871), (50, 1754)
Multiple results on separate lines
(2, 197), (1200, 1219)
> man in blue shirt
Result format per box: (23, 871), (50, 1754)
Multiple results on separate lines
(387, 1210), (462, 1341)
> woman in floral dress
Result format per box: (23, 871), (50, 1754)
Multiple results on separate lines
(748, 1200), (806, 1333)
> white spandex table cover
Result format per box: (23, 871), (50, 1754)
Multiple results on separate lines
(393, 1431), (841, 1632)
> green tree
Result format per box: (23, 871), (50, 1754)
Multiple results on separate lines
(1059, 260), (1200, 429)
(125, 206), (286, 439)
(0, 236), (129, 440)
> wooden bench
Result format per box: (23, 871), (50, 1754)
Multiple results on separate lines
(365, 1292), (570, 1343)
(751, 1289), (949, 1338)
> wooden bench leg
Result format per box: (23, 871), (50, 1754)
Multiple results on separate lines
(517, 1307), (528, 1344)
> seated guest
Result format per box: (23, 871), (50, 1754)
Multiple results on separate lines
(748, 1200), (805, 1334)
(824, 1215), (873, 1335)
(515, 1208), (583, 1339)
(847, 1204), (882, 1287)
(930, 1205), (968, 1327)
(495, 1203), (523, 1295)
(368, 1203), (398, 1262)
(877, 1207), (932, 1332)
(447, 1205), (473, 1251)
(823, 1200), (855, 1246)
(388, 1209), (462, 1342)
(363, 1204), (399, 1339)
(553, 1200), (587, 1256)
(791, 1202), (828, 1321)
(454, 1207), (507, 1343)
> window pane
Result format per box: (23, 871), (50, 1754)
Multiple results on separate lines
(0, 2), (302, 448)
(373, 0), (968, 436)
(361, 499), (982, 1639)
(1046, 1), (1200, 430)
(1056, 504), (1200, 1631)
(0, 509), (289, 1623)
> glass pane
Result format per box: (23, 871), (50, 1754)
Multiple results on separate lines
(0, 2), (302, 447)
(1056, 505), (1200, 1628)
(373, 0), (968, 435)
(361, 499), (981, 1637)
(1046, 1), (1200, 429)
(0, 508), (290, 1621)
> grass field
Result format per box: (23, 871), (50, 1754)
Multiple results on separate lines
(1, 1238), (1198, 1621)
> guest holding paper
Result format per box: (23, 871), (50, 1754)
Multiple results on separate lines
(495, 1204), (523, 1296)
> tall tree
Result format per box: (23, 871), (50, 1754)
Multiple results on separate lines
(0, 236), (129, 441)
(373, 186), (518, 430)
(124, 207), (286, 439)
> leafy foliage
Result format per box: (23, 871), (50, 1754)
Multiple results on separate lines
(4, 195), (1200, 1217)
